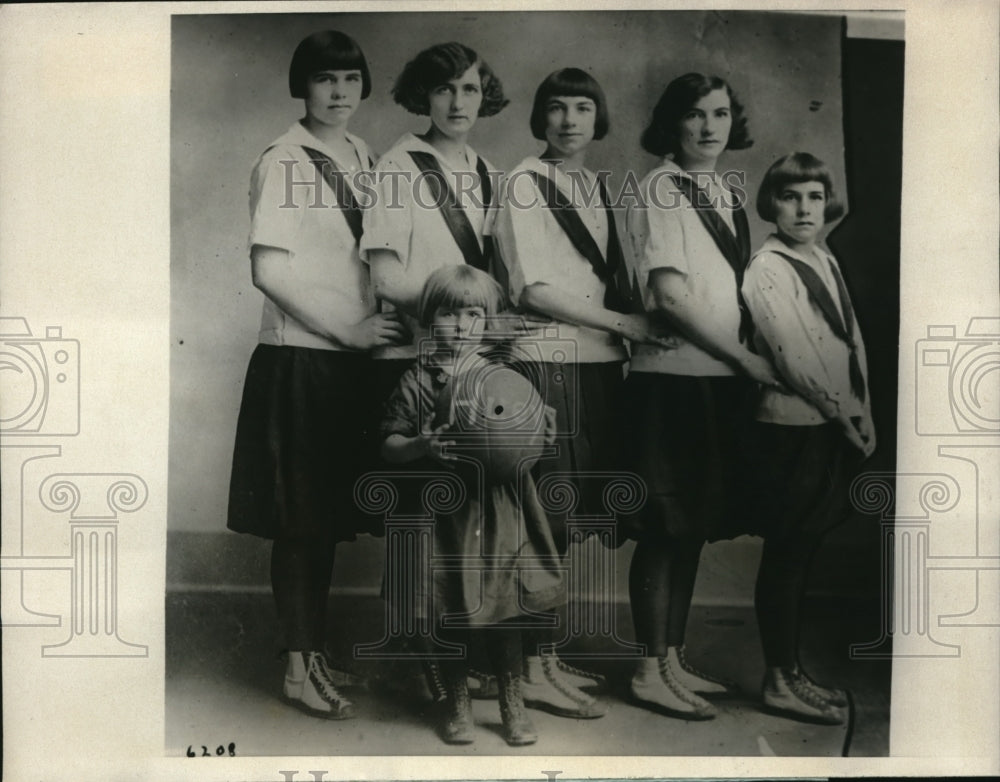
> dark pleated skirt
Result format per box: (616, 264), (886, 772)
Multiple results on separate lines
(528, 361), (627, 552)
(619, 372), (757, 543)
(742, 420), (859, 540)
(227, 344), (382, 541)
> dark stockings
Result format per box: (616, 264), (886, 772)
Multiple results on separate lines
(754, 534), (823, 668)
(521, 614), (557, 658)
(271, 536), (336, 651)
(628, 538), (704, 657)
(438, 624), (523, 679)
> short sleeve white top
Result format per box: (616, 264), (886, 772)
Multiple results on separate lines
(492, 157), (627, 364)
(359, 133), (499, 360)
(625, 158), (743, 376)
(248, 121), (374, 352)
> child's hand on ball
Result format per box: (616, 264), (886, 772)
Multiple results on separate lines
(420, 423), (457, 464)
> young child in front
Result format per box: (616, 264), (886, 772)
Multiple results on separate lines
(380, 265), (563, 746)
(742, 152), (876, 725)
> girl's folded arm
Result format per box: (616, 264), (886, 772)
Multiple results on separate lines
(252, 245), (407, 349)
(519, 282), (672, 348)
(648, 267), (779, 386)
(368, 249), (424, 317)
(742, 260), (868, 445)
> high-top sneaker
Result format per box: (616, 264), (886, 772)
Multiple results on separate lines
(522, 654), (606, 718)
(629, 656), (717, 720)
(670, 645), (738, 694)
(544, 654), (606, 690)
(790, 666), (848, 707)
(282, 651), (355, 720)
(761, 666), (845, 725)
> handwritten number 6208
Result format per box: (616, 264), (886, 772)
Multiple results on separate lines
(186, 743), (236, 757)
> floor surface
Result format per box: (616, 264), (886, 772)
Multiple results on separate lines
(165, 592), (890, 758)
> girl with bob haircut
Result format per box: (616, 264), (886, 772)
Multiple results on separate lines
(361, 40), (508, 371)
(288, 29), (372, 100)
(742, 152), (873, 725)
(360, 40), (508, 704)
(228, 30), (406, 721)
(416, 261), (505, 327)
(494, 67), (675, 721)
(392, 41), (508, 118)
(640, 72), (752, 157)
(528, 67), (610, 141)
(381, 264), (562, 747)
(623, 72), (780, 721)
(755, 152), (845, 223)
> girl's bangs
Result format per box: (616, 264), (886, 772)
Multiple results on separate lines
(437, 275), (502, 314)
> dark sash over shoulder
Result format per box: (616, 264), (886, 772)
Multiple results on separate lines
(525, 169), (633, 312)
(668, 172), (752, 342)
(300, 145), (363, 242)
(765, 249), (866, 402)
(408, 150), (492, 271)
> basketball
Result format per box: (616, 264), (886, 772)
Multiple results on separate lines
(434, 365), (546, 483)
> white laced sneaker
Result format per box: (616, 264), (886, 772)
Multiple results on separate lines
(630, 656), (716, 720)
(283, 650), (355, 720)
(761, 666), (845, 725)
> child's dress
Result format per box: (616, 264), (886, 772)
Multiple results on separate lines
(381, 351), (565, 626)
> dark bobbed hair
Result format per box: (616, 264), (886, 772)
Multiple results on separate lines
(529, 68), (610, 141)
(756, 152), (846, 223)
(289, 30), (371, 100)
(392, 42), (509, 118)
(418, 265), (507, 328)
(640, 72), (752, 157)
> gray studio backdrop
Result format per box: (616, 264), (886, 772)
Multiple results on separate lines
(169, 10), (845, 602)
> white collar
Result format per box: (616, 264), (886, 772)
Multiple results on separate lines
(277, 121), (368, 172)
(392, 132), (479, 172)
(756, 234), (831, 268)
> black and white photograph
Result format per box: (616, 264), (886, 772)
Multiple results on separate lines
(167, 7), (900, 758)
(1, 2), (998, 781)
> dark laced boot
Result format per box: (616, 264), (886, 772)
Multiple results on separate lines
(422, 660), (448, 704)
(439, 665), (475, 744)
(498, 671), (537, 746)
